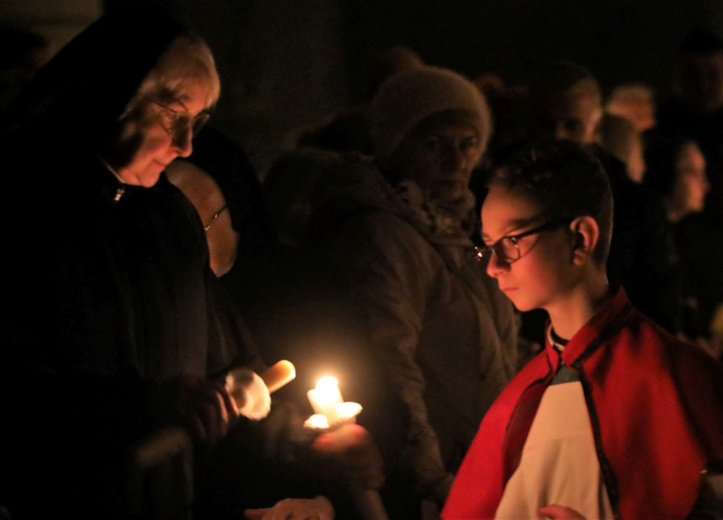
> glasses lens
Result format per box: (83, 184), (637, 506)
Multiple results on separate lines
(474, 246), (490, 263)
(476, 240), (520, 264)
(192, 113), (210, 136)
(164, 109), (210, 139)
(499, 238), (520, 263)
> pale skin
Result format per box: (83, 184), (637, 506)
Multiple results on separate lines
(107, 82), (209, 187)
(481, 184), (609, 517)
(482, 184), (609, 338)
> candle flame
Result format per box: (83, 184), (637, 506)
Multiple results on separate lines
(316, 376), (338, 391)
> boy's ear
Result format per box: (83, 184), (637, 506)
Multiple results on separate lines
(571, 216), (599, 265)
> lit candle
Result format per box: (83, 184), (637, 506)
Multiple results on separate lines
(307, 376), (343, 425)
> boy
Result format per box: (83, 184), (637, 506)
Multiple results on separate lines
(441, 139), (723, 519)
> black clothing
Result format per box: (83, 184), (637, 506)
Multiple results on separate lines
(0, 6), (248, 518)
(590, 144), (653, 291)
(188, 127), (281, 267)
(182, 128), (410, 518)
(657, 98), (723, 331)
(624, 195), (707, 340)
(295, 109), (375, 156)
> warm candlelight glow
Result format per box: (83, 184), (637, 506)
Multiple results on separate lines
(305, 376), (363, 430)
(308, 376), (343, 424)
(305, 413), (330, 430)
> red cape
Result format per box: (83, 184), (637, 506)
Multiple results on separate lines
(443, 289), (723, 519)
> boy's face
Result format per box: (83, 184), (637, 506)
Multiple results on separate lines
(480, 185), (576, 312)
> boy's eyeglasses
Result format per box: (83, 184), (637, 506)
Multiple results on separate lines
(204, 205), (228, 231)
(151, 100), (211, 139)
(475, 217), (573, 264)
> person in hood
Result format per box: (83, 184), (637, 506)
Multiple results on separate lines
(0, 4), (271, 518)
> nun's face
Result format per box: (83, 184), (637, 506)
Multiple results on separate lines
(388, 112), (482, 204)
(110, 81), (211, 187)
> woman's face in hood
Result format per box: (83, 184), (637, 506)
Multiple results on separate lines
(110, 81), (211, 187)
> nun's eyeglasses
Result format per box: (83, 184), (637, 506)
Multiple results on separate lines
(151, 100), (210, 139)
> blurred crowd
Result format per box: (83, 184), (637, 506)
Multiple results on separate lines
(0, 3), (721, 520)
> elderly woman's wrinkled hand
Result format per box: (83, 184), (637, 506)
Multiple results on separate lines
(243, 496), (335, 520)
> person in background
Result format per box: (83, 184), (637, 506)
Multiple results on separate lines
(657, 28), (723, 343)
(604, 82), (657, 133)
(472, 71), (530, 166)
(596, 111), (646, 183)
(292, 44), (425, 156)
(522, 60), (653, 347)
(443, 138), (723, 520)
(264, 45), (425, 247)
(0, 26), (50, 110)
(0, 5), (379, 519)
(303, 65), (522, 519)
(629, 133), (721, 359)
(165, 126), (394, 519)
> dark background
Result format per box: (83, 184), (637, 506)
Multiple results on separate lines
(3, 0), (723, 177)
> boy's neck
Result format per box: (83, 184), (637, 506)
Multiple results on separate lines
(545, 276), (610, 340)
(548, 326), (569, 351)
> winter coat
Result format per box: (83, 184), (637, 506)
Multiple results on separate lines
(305, 152), (521, 506)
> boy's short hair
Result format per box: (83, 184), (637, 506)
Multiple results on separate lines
(488, 139), (613, 265)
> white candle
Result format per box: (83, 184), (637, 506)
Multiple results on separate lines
(307, 376), (343, 425)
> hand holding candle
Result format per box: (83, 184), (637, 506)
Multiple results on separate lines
(311, 422), (385, 490)
(304, 375), (388, 519)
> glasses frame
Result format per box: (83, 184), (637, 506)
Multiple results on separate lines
(151, 100), (211, 139)
(475, 217), (574, 264)
(203, 204), (228, 231)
